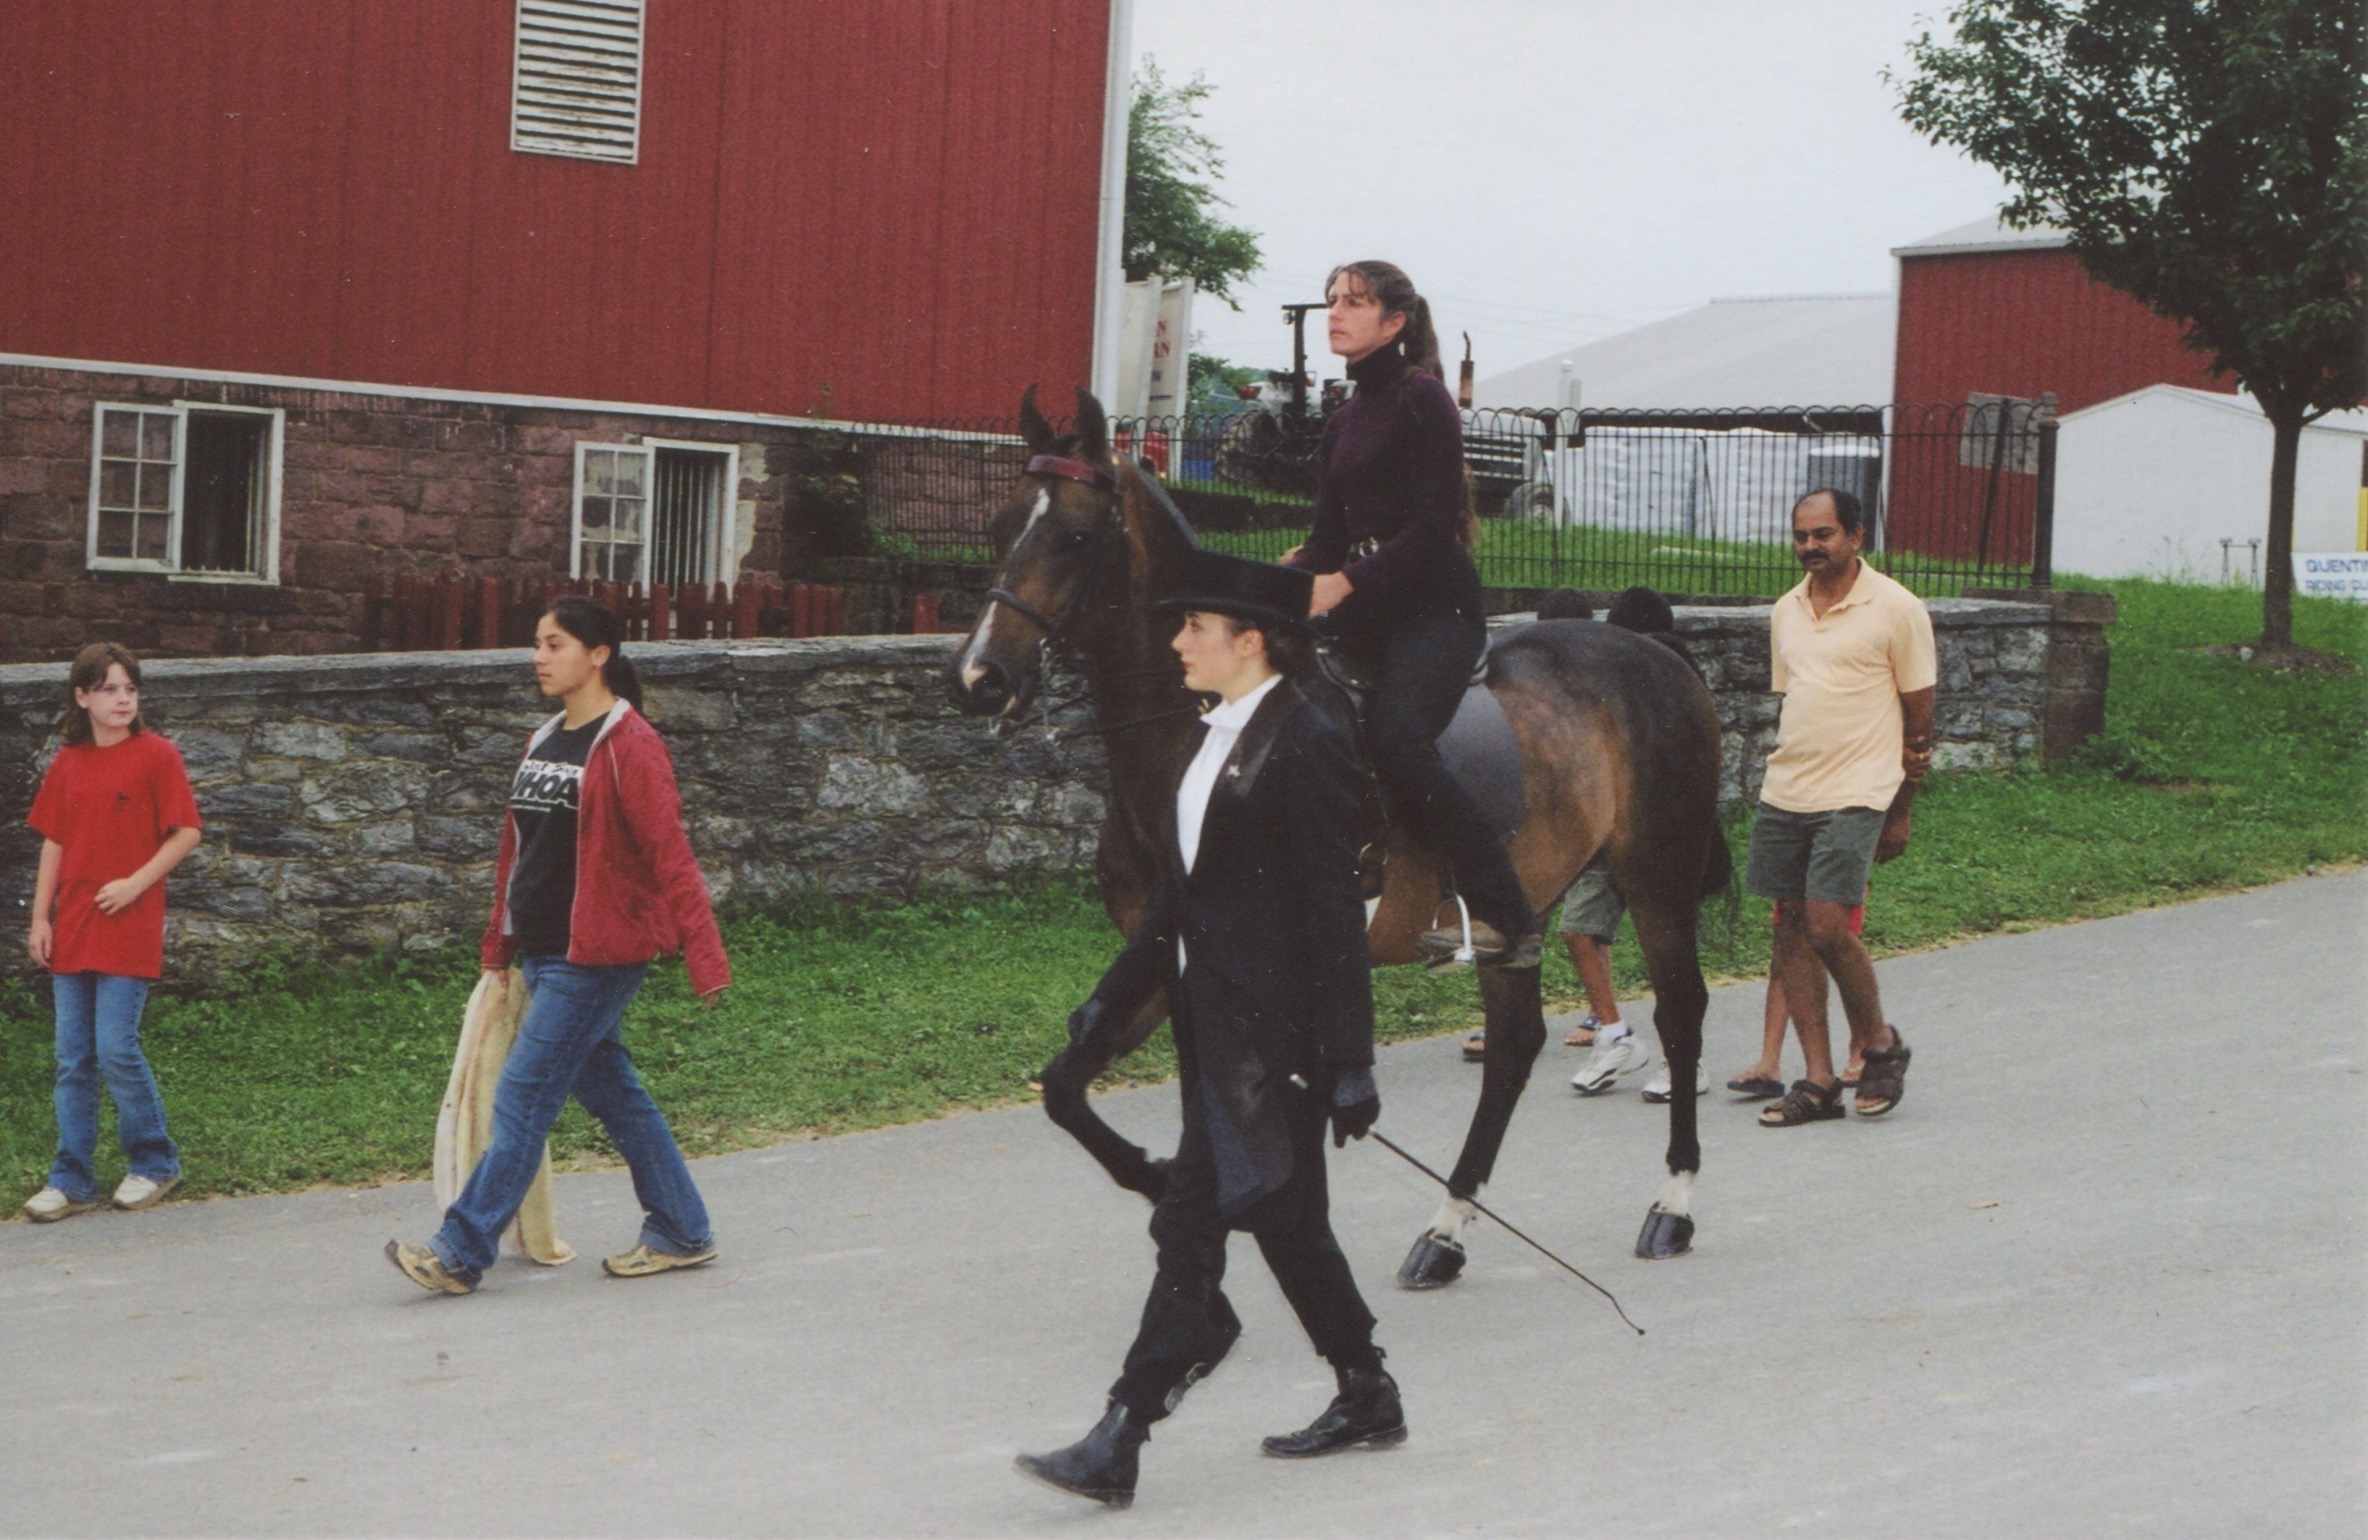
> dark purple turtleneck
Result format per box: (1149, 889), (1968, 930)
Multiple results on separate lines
(1285, 345), (1476, 635)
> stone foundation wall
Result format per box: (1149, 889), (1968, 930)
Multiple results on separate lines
(0, 362), (815, 663)
(1, 599), (2067, 982)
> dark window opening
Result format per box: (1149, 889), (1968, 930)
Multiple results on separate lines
(650, 447), (728, 587)
(182, 413), (268, 574)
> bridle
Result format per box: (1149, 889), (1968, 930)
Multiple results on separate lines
(978, 454), (1126, 656)
(974, 453), (1204, 743)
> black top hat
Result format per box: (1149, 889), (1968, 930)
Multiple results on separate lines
(1154, 547), (1313, 634)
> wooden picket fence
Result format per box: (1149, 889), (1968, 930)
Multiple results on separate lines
(361, 573), (846, 652)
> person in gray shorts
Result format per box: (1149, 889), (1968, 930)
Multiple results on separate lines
(1748, 488), (1935, 1128)
(1559, 857), (1704, 1102)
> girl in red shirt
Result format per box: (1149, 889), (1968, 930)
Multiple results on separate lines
(21, 643), (202, 1222)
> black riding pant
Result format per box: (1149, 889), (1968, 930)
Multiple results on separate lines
(1367, 604), (1534, 938)
(1108, 1083), (1380, 1424)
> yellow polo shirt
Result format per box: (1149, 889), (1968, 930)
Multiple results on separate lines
(1760, 561), (1937, 814)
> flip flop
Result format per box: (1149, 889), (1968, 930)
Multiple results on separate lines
(1461, 1032), (1488, 1063)
(1724, 1074), (1785, 1100)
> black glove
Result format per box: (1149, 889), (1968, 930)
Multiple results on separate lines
(1328, 1065), (1380, 1148)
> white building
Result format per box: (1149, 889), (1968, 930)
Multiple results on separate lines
(2054, 385), (2368, 583)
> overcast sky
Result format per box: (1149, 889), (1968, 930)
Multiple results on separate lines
(1130, 0), (2013, 388)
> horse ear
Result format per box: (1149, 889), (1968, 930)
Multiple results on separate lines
(1019, 385), (1055, 453)
(1073, 388), (1109, 459)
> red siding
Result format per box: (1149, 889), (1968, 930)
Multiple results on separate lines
(0, 0), (1108, 424)
(1887, 247), (2233, 561)
(1893, 248), (2230, 415)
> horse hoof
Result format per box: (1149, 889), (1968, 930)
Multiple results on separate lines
(1634, 1203), (1694, 1260)
(1397, 1232), (1467, 1290)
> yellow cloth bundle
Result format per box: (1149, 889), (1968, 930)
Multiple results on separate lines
(433, 967), (574, 1265)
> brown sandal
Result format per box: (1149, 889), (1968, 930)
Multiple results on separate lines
(1854, 1029), (1910, 1117)
(1461, 1032), (1488, 1062)
(1757, 1078), (1844, 1127)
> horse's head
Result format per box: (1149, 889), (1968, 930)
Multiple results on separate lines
(945, 386), (1131, 717)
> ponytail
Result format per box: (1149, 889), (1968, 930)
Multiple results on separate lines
(542, 595), (645, 713)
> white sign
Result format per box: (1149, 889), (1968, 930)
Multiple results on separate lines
(2293, 552), (2368, 602)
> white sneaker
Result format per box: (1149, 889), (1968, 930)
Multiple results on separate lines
(23, 1186), (101, 1223)
(1641, 1062), (1710, 1103)
(1570, 1033), (1645, 1095)
(112, 1173), (180, 1211)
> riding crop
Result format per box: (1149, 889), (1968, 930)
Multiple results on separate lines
(1365, 1127), (1646, 1337)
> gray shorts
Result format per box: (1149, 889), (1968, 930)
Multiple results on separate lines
(1556, 855), (1624, 941)
(1746, 804), (1885, 906)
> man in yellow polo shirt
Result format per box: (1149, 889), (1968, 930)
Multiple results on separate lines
(1748, 488), (1936, 1128)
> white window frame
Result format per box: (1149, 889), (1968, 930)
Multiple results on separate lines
(86, 401), (284, 584)
(571, 439), (740, 587)
(571, 441), (653, 583)
(641, 437), (741, 589)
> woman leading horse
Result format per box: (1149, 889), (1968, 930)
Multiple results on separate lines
(1017, 548), (1403, 1510)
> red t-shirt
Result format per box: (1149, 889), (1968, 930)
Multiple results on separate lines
(26, 732), (202, 979)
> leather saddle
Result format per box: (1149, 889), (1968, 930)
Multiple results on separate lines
(1310, 638), (1529, 899)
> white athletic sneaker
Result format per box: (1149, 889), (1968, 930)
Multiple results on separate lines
(112, 1173), (180, 1211)
(23, 1186), (101, 1223)
(1570, 1033), (1645, 1095)
(1641, 1062), (1710, 1103)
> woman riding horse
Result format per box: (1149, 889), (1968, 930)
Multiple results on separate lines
(1287, 260), (1540, 971)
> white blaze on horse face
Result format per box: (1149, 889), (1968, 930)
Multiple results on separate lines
(956, 492), (1051, 699)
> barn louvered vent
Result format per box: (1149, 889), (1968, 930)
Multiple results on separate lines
(511, 0), (646, 164)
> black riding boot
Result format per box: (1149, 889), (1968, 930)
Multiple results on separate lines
(1015, 1401), (1150, 1508)
(1260, 1365), (1406, 1458)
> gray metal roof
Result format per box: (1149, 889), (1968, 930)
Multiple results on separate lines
(1471, 293), (1894, 411)
(1890, 214), (2071, 258)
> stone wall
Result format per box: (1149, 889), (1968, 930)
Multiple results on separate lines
(0, 638), (1107, 981)
(0, 599), (2067, 982)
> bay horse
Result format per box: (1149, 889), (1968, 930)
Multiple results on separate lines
(944, 388), (1731, 1274)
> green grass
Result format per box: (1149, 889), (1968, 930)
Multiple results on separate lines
(1201, 521), (2040, 598)
(2, 579), (2360, 1206)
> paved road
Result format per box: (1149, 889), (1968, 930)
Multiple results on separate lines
(4, 872), (2363, 1538)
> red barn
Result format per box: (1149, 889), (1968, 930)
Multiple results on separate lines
(0, 0), (1124, 660)
(1885, 216), (2233, 565)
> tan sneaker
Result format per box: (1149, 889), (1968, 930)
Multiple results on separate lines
(384, 1239), (474, 1295)
(112, 1173), (181, 1211)
(602, 1243), (717, 1278)
(23, 1186), (102, 1223)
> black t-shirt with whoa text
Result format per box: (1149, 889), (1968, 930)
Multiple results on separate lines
(506, 711), (609, 957)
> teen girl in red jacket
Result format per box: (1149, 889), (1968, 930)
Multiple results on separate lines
(387, 597), (729, 1295)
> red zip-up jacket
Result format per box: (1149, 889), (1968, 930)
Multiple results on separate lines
(479, 702), (731, 997)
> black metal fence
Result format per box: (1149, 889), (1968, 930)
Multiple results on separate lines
(841, 402), (2055, 600)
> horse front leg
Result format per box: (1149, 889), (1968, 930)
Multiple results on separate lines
(1040, 989), (1172, 1201)
(1397, 963), (1546, 1289)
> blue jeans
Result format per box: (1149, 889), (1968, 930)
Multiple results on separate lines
(50, 971), (179, 1201)
(431, 958), (712, 1283)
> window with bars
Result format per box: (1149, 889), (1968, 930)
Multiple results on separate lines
(511, 0), (646, 164)
(573, 442), (736, 587)
(88, 403), (282, 580)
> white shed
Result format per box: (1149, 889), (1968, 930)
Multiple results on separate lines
(2053, 385), (2368, 583)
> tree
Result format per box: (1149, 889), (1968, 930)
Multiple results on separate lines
(1897, 0), (2367, 648)
(1124, 60), (1262, 304)
(1187, 347), (1262, 411)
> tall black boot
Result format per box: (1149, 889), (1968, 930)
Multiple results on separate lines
(1260, 1365), (1406, 1458)
(1015, 1401), (1150, 1508)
